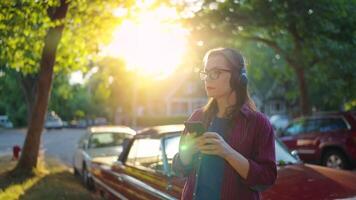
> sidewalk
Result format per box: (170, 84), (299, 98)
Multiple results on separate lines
(0, 128), (27, 134)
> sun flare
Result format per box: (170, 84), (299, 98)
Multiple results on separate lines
(104, 6), (188, 79)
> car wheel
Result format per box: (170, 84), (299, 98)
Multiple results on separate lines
(322, 150), (350, 170)
(73, 167), (80, 176)
(82, 166), (95, 190)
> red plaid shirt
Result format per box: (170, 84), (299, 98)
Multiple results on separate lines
(173, 104), (277, 200)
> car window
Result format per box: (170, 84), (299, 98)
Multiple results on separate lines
(89, 132), (127, 148)
(78, 133), (88, 148)
(319, 118), (348, 132)
(275, 139), (299, 164)
(163, 135), (180, 175)
(126, 138), (164, 173)
(284, 120), (305, 136)
(162, 135), (299, 168)
(304, 119), (322, 133)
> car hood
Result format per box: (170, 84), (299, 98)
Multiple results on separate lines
(92, 156), (118, 166)
(264, 164), (356, 199)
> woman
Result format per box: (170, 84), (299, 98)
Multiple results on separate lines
(173, 47), (277, 200)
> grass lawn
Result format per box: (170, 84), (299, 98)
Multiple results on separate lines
(0, 155), (102, 200)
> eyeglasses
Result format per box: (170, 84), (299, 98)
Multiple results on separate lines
(199, 69), (232, 81)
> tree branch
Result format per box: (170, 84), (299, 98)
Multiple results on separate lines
(240, 35), (286, 57)
(240, 35), (301, 70)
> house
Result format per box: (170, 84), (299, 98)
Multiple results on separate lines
(252, 80), (297, 117)
(114, 70), (208, 125)
(143, 70), (207, 117)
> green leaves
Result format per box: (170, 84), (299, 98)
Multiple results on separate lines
(0, 0), (129, 75)
(186, 0), (355, 113)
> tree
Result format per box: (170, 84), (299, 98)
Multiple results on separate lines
(184, 0), (356, 115)
(0, 0), (133, 174)
(48, 73), (90, 121)
(84, 57), (135, 121)
(9, 0), (69, 173)
(0, 67), (28, 126)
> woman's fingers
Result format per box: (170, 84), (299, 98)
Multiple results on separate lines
(197, 143), (216, 150)
(199, 145), (221, 155)
(202, 132), (221, 139)
(181, 132), (225, 157)
(196, 136), (225, 156)
(200, 150), (219, 155)
(196, 138), (220, 146)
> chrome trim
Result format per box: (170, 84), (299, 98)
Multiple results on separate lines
(297, 149), (315, 154)
(122, 174), (177, 200)
(92, 176), (128, 200)
(99, 164), (111, 171)
(82, 150), (91, 162)
(106, 171), (177, 200)
(340, 116), (352, 130)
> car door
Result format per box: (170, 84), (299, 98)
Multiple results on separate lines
(294, 118), (323, 161)
(318, 117), (350, 148)
(162, 134), (186, 199)
(110, 135), (176, 200)
(74, 133), (89, 172)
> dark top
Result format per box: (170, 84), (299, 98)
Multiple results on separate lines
(195, 117), (229, 200)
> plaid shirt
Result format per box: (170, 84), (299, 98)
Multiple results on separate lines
(173, 104), (277, 200)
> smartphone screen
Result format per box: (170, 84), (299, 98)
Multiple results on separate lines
(184, 121), (206, 137)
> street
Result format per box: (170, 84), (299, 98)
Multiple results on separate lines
(1, 128), (355, 173)
(0, 128), (86, 166)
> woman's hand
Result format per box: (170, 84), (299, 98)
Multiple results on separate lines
(179, 134), (199, 165)
(197, 132), (250, 179)
(196, 132), (233, 159)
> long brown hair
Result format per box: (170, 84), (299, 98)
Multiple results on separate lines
(201, 47), (256, 132)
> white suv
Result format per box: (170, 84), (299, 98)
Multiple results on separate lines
(73, 125), (136, 189)
(45, 111), (63, 129)
(0, 115), (13, 128)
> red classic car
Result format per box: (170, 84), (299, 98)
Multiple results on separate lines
(90, 124), (356, 200)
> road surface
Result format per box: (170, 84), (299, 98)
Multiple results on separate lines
(0, 128), (86, 166)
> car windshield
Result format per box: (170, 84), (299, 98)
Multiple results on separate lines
(89, 132), (129, 148)
(164, 135), (299, 170)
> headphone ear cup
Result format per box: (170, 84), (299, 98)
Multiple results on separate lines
(239, 68), (248, 86)
(240, 74), (248, 86)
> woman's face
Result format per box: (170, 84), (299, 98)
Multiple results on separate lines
(203, 55), (234, 99)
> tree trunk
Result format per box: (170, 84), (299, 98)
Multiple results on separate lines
(246, 36), (312, 117)
(13, 0), (69, 174)
(294, 67), (311, 116)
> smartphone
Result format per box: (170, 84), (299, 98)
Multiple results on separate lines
(184, 121), (206, 137)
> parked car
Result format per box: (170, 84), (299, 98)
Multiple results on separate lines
(278, 111), (356, 169)
(73, 125), (136, 189)
(94, 117), (108, 126)
(69, 119), (89, 128)
(269, 114), (291, 132)
(0, 115), (13, 128)
(90, 124), (356, 200)
(45, 111), (63, 129)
